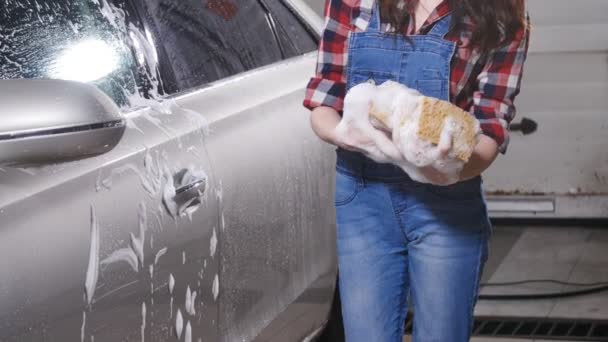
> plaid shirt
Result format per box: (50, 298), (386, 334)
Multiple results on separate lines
(303, 0), (530, 153)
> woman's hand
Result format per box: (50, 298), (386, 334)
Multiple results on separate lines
(309, 106), (343, 145)
(310, 106), (374, 152)
(335, 124), (376, 152)
(459, 135), (500, 181)
(418, 135), (499, 185)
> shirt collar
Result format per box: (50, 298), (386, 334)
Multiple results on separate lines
(412, 0), (451, 34)
(353, 0), (451, 33)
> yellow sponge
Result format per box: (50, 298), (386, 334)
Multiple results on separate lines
(418, 97), (477, 162)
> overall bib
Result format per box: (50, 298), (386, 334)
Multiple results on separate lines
(334, 3), (492, 342)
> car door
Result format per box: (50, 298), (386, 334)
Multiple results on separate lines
(483, 0), (608, 219)
(0, 1), (220, 341)
(137, 0), (337, 341)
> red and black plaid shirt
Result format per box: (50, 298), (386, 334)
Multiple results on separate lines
(303, 0), (530, 152)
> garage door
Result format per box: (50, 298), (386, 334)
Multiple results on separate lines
(483, 0), (608, 218)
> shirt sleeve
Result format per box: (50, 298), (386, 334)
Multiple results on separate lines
(302, 0), (352, 113)
(470, 22), (530, 154)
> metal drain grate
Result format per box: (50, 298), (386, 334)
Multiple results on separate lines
(403, 315), (608, 341)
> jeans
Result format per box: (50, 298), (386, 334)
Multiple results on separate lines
(335, 150), (491, 342)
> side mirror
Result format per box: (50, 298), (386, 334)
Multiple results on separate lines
(0, 79), (126, 166)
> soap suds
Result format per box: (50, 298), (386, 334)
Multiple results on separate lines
(141, 302), (146, 342)
(101, 248), (139, 272)
(154, 247), (167, 265)
(185, 286), (197, 316)
(81, 311), (86, 342)
(84, 206), (100, 306)
(212, 274), (219, 301)
(169, 274), (175, 294)
(130, 202), (147, 266)
(184, 321), (192, 342)
(175, 309), (184, 339)
(210, 228), (217, 258)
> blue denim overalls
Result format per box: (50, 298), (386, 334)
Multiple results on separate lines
(335, 3), (492, 342)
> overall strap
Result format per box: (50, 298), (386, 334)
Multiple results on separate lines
(427, 13), (453, 38)
(367, 0), (382, 31)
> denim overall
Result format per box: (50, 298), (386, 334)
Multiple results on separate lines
(335, 3), (492, 342)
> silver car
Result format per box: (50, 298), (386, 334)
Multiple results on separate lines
(0, 0), (342, 341)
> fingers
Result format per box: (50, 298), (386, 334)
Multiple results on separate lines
(369, 128), (404, 161)
(437, 134), (453, 159)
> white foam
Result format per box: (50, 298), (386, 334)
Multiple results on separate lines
(101, 248), (139, 272)
(185, 286), (192, 314)
(162, 172), (178, 217)
(175, 309), (184, 339)
(169, 274), (175, 294)
(210, 228), (217, 258)
(220, 212), (226, 232)
(184, 321), (192, 342)
(154, 247), (168, 265)
(212, 274), (219, 301)
(141, 302), (146, 342)
(185, 286), (196, 316)
(190, 291), (197, 315)
(84, 206), (100, 306)
(81, 311), (86, 342)
(130, 203), (147, 266)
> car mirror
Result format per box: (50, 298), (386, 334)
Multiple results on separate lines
(0, 79), (126, 166)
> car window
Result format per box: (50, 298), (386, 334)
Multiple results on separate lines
(263, 0), (318, 57)
(141, 0), (285, 93)
(0, 0), (164, 108)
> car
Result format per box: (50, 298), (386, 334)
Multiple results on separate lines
(0, 0), (342, 341)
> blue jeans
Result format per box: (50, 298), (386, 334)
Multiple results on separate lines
(335, 150), (491, 342)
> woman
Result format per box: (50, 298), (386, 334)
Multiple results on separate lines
(303, 0), (529, 341)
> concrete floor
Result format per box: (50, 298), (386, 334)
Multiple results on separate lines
(403, 338), (585, 342)
(404, 223), (608, 341)
(476, 224), (608, 319)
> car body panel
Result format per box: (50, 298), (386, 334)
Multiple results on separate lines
(175, 52), (336, 342)
(1, 0), (337, 341)
(0, 104), (221, 341)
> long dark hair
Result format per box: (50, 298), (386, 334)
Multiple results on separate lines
(380, 0), (527, 51)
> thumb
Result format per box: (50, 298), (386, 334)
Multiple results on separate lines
(437, 129), (453, 158)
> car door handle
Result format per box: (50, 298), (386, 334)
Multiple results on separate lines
(165, 168), (208, 217)
(509, 117), (538, 135)
(174, 178), (206, 203)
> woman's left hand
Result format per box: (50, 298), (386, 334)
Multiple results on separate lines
(458, 135), (500, 181)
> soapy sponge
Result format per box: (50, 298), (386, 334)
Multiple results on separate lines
(417, 96), (478, 162)
(336, 80), (481, 185)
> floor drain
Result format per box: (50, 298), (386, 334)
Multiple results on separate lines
(403, 315), (608, 341)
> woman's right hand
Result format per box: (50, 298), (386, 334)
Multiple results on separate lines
(310, 106), (367, 151)
(310, 106), (401, 161)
